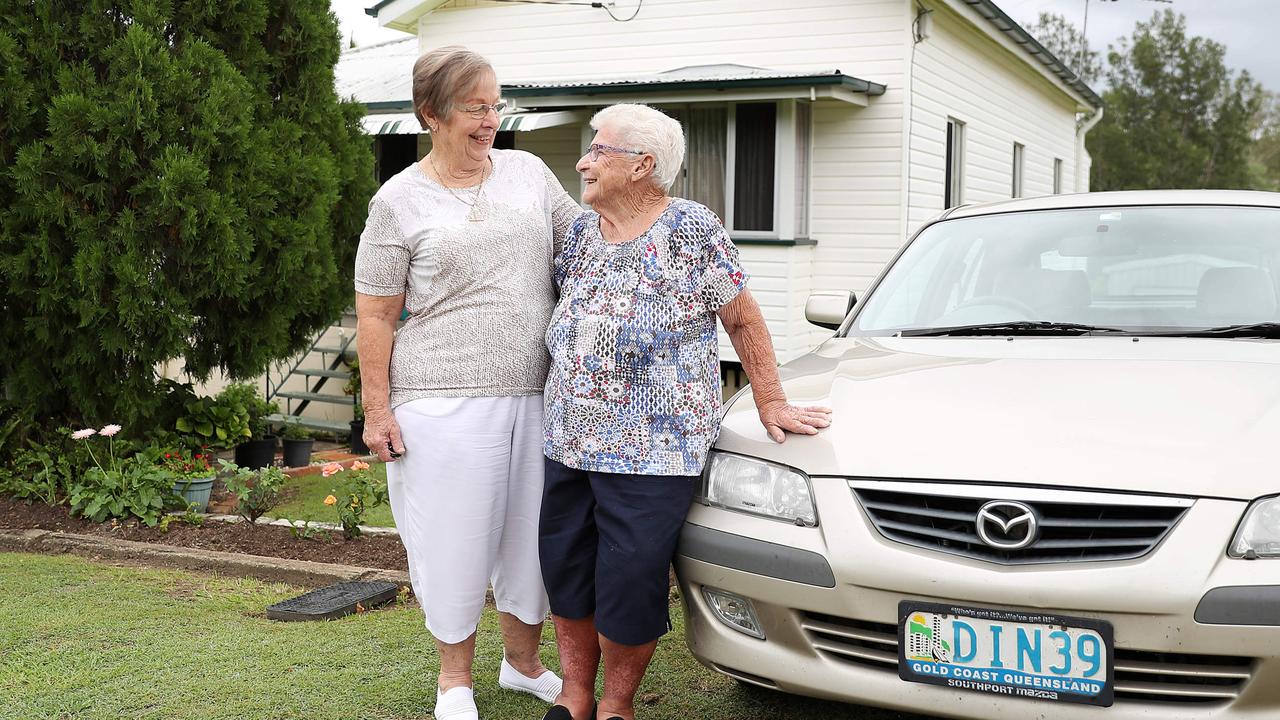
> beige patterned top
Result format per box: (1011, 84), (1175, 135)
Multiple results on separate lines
(354, 149), (582, 407)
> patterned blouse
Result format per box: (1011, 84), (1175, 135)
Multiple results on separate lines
(544, 198), (748, 476)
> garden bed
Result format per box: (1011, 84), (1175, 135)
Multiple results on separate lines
(0, 496), (408, 571)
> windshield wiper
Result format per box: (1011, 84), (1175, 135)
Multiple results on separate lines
(1146, 322), (1280, 339)
(898, 321), (1129, 337)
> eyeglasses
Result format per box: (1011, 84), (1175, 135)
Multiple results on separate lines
(585, 143), (647, 161)
(454, 101), (507, 119)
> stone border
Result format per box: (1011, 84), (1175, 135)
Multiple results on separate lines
(0, 528), (409, 589)
(202, 513), (400, 537)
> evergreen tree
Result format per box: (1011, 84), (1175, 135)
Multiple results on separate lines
(0, 0), (376, 424)
(1026, 12), (1100, 87)
(1249, 91), (1280, 191)
(1088, 10), (1262, 190)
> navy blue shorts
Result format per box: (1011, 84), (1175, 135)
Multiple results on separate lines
(538, 458), (698, 646)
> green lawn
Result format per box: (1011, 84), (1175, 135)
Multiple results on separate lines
(269, 463), (396, 528)
(0, 552), (926, 720)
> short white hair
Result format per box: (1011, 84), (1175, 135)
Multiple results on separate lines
(590, 104), (685, 191)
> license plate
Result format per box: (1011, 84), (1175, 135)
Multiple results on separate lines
(898, 601), (1114, 707)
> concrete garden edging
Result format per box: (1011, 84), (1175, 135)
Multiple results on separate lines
(0, 528), (409, 589)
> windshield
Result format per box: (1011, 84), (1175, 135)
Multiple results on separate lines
(851, 205), (1280, 336)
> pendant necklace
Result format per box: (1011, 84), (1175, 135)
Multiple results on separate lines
(429, 154), (489, 222)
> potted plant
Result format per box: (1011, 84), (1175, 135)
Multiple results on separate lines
(222, 383), (280, 469)
(279, 422), (314, 468)
(160, 447), (216, 513)
(343, 358), (369, 455)
(175, 395), (251, 452)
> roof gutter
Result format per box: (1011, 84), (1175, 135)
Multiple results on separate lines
(503, 73), (887, 99)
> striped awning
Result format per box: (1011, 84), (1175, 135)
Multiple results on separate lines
(361, 112), (420, 135)
(362, 109), (587, 136)
(497, 109), (588, 132)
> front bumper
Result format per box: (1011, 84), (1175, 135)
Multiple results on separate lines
(674, 480), (1280, 719)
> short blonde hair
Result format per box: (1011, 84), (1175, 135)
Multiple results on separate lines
(412, 46), (495, 130)
(590, 104), (685, 191)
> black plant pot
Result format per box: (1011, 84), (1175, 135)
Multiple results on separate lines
(349, 419), (369, 455)
(234, 435), (278, 469)
(282, 438), (315, 468)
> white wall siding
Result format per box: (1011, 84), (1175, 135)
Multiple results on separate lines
(424, 0), (906, 82)
(514, 125), (582, 198)
(905, 2), (1083, 234)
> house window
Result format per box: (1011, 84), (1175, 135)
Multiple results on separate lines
(1053, 158), (1063, 194)
(730, 103), (777, 232)
(1011, 142), (1025, 198)
(666, 101), (809, 238)
(945, 118), (965, 209)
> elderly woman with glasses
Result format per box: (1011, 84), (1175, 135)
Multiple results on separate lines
(354, 46), (581, 720)
(538, 103), (832, 720)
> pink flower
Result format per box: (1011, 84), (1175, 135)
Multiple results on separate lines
(99, 424), (122, 437)
(321, 462), (345, 477)
(351, 460), (370, 471)
(71, 428), (96, 440)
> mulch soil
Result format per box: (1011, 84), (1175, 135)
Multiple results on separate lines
(0, 495), (408, 572)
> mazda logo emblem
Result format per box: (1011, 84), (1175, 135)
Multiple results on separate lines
(975, 500), (1039, 550)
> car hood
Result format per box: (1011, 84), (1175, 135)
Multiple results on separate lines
(716, 336), (1280, 500)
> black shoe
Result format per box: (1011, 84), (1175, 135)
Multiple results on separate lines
(541, 706), (573, 720)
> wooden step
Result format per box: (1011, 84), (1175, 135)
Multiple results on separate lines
(296, 368), (351, 379)
(312, 344), (356, 355)
(266, 414), (352, 434)
(275, 391), (354, 405)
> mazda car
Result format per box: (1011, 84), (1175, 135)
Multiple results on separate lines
(675, 190), (1280, 719)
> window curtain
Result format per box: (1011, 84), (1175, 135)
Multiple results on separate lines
(733, 103), (776, 232)
(685, 107), (727, 220)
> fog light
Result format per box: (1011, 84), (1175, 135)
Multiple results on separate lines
(702, 587), (764, 639)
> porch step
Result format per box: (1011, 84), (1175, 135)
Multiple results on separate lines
(266, 414), (352, 434)
(275, 391), (353, 405)
(312, 344), (356, 355)
(296, 368), (350, 379)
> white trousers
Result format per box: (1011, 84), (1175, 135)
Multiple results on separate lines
(388, 395), (550, 644)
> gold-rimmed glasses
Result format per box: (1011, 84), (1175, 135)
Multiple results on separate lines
(455, 101), (507, 119)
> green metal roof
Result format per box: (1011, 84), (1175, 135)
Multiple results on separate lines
(502, 69), (886, 99)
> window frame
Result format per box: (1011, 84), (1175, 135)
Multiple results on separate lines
(1053, 157), (1064, 195)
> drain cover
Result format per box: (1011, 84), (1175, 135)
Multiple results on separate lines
(267, 581), (400, 621)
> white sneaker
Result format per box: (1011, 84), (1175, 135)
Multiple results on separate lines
(434, 685), (479, 720)
(497, 658), (563, 704)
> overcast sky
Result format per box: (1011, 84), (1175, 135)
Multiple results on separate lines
(1001, 0), (1277, 92)
(332, 0), (1276, 92)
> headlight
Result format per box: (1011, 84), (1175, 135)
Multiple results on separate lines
(699, 452), (817, 526)
(1229, 495), (1280, 558)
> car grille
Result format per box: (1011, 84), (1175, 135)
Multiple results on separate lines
(800, 612), (1254, 705)
(850, 482), (1191, 564)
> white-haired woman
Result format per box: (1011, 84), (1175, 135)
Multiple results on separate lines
(537, 104), (831, 720)
(355, 46), (580, 720)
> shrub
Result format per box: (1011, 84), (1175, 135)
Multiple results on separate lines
(219, 383), (279, 440)
(67, 425), (178, 526)
(0, 2), (377, 426)
(322, 461), (387, 540)
(219, 460), (287, 524)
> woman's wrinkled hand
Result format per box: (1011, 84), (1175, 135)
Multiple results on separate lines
(758, 401), (832, 443)
(363, 407), (406, 462)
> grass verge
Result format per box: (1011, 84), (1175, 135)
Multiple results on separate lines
(0, 552), (926, 720)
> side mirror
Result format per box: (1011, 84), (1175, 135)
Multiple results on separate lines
(805, 291), (856, 330)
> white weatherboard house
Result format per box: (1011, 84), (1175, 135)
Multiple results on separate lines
(346, 0), (1102, 367)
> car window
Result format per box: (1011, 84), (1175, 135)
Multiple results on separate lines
(852, 205), (1280, 334)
